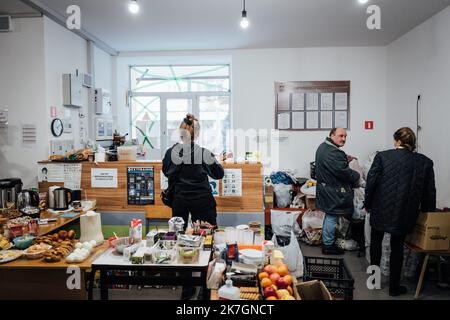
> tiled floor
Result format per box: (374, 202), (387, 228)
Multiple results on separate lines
(300, 243), (450, 300)
(93, 244), (450, 300)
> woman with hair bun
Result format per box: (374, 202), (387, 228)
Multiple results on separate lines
(365, 127), (436, 296)
(162, 113), (225, 300)
(163, 113), (224, 229)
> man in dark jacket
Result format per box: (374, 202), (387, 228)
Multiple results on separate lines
(365, 127), (436, 296)
(315, 128), (360, 255)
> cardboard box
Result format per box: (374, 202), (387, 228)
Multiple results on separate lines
(407, 212), (450, 251)
(296, 280), (332, 300)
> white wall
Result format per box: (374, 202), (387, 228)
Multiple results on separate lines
(0, 18), (48, 188)
(232, 47), (387, 176)
(0, 17), (113, 188)
(387, 6), (450, 208)
(115, 47), (387, 176)
(43, 17), (89, 149)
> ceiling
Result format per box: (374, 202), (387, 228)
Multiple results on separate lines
(0, 0), (40, 16)
(7, 0), (450, 52)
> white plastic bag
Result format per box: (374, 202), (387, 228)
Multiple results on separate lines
(301, 210), (325, 245)
(270, 209), (302, 237)
(352, 187), (367, 221)
(272, 231), (304, 277)
(273, 183), (293, 208)
(302, 210), (325, 230)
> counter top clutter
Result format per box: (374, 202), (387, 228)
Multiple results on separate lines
(48, 148), (93, 162)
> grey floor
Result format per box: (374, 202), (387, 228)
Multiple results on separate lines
(92, 243), (450, 300)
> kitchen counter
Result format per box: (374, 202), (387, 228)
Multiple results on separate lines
(0, 241), (109, 300)
(37, 210), (82, 236)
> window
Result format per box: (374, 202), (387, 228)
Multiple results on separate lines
(129, 65), (231, 158)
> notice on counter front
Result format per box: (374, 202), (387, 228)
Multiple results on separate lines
(91, 168), (118, 188)
(222, 169), (242, 197)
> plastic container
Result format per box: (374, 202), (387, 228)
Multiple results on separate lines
(154, 240), (177, 250)
(218, 273), (240, 300)
(12, 234), (35, 249)
(117, 146), (137, 161)
(303, 256), (355, 300)
(177, 234), (203, 249)
(177, 246), (200, 264)
(148, 247), (176, 264)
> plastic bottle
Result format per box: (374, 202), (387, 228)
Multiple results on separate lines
(218, 272), (240, 300)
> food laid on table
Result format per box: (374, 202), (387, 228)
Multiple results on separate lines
(0, 234), (13, 250)
(65, 240), (98, 263)
(0, 250), (23, 264)
(32, 230), (77, 262)
(12, 234), (36, 250)
(48, 148), (93, 162)
(24, 243), (52, 259)
(258, 263), (297, 300)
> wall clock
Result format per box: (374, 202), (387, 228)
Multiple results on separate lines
(51, 118), (64, 137)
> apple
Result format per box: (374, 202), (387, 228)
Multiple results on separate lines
(287, 286), (294, 296)
(281, 294), (296, 300)
(269, 273), (281, 283)
(264, 265), (277, 275)
(276, 278), (289, 289)
(276, 289), (290, 299)
(264, 286), (277, 298)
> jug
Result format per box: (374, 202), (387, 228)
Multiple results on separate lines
(53, 188), (73, 210)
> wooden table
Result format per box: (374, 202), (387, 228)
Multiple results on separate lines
(0, 242), (109, 300)
(38, 210), (82, 236)
(405, 242), (450, 299)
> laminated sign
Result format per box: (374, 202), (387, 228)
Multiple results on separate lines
(91, 168), (118, 188)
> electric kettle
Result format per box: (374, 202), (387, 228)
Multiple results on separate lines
(53, 188), (73, 210)
(17, 189), (40, 218)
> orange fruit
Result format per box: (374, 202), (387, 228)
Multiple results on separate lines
(261, 278), (272, 288)
(266, 296), (278, 300)
(283, 275), (293, 286)
(258, 272), (269, 281)
(277, 265), (289, 277)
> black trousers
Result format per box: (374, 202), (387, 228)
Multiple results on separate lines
(172, 195), (217, 230)
(370, 228), (406, 289)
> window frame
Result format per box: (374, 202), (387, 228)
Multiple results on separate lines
(128, 64), (232, 158)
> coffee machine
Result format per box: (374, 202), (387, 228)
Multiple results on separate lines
(0, 178), (22, 209)
(107, 130), (128, 161)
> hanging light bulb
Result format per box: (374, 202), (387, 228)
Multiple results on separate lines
(240, 0), (249, 29)
(129, 0), (140, 14)
(358, 0), (369, 4)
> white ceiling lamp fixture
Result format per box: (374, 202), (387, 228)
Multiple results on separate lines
(129, 0), (140, 14)
(240, 0), (249, 29)
(358, 0), (369, 4)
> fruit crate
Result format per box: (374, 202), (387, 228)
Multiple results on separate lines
(303, 256), (354, 300)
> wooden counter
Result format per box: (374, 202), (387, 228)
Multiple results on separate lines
(38, 211), (81, 236)
(39, 161), (264, 219)
(0, 242), (109, 300)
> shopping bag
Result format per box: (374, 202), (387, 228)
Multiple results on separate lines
(270, 209), (302, 237)
(272, 231), (304, 278)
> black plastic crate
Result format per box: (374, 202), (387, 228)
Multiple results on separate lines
(303, 256), (355, 300)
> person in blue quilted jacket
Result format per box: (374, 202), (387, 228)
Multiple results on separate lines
(365, 127), (436, 297)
